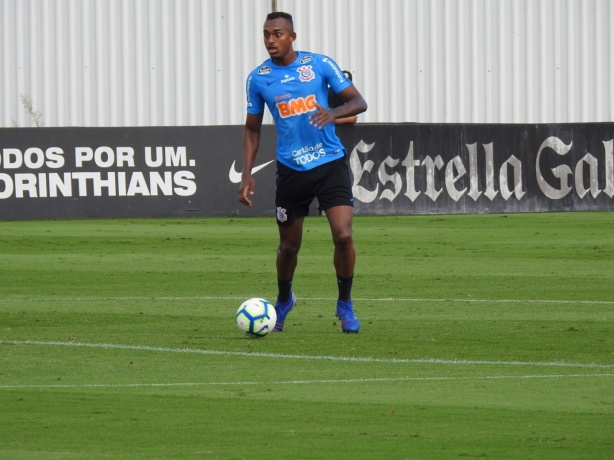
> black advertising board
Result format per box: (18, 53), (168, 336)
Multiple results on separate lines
(0, 126), (277, 220)
(336, 123), (614, 215)
(0, 123), (613, 220)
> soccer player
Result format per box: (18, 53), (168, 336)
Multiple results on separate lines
(238, 11), (368, 333)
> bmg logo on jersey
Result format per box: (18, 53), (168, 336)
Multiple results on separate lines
(276, 94), (317, 118)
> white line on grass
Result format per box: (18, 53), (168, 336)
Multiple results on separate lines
(1, 374), (613, 390)
(3, 340), (614, 369)
(1, 295), (613, 305)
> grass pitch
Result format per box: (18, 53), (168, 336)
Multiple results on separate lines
(1, 213), (613, 459)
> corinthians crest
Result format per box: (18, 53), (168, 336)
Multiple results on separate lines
(297, 65), (315, 82)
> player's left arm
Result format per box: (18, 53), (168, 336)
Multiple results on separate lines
(310, 76), (367, 129)
(332, 85), (367, 120)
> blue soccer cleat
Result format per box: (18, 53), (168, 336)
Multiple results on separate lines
(272, 292), (297, 332)
(336, 299), (360, 333)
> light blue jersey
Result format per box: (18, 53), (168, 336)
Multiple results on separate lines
(246, 51), (352, 171)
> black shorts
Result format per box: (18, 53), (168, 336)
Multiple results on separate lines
(275, 158), (354, 226)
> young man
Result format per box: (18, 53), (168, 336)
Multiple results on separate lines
(238, 12), (368, 333)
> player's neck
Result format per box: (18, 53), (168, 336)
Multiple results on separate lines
(272, 50), (298, 67)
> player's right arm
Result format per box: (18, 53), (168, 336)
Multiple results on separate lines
(238, 112), (264, 206)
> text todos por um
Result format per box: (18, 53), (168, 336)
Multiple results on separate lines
(0, 146), (194, 169)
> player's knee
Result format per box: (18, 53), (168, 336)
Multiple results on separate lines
(333, 233), (354, 251)
(278, 241), (300, 260)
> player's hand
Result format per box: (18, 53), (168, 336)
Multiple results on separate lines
(238, 176), (256, 206)
(309, 104), (335, 129)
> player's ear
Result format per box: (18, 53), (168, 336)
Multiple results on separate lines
(290, 32), (296, 42)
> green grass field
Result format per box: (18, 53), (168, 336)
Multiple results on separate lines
(1, 213), (613, 459)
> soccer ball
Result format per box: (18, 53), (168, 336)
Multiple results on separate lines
(236, 298), (277, 338)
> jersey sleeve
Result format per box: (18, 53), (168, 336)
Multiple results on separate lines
(321, 56), (352, 96)
(246, 73), (265, 114)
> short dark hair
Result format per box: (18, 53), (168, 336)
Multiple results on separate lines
(266, 11), (294, 29)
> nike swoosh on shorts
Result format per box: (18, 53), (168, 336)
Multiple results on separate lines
(228, 160), (275, 183)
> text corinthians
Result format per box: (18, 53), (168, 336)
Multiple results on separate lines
(0, 146), (197, 198)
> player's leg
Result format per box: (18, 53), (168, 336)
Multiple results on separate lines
(317, 157), (360, 333)
(273, 162), (308, 332)
(272, 217), (302, 331)
(325, 205), (355, 280)
(276, 215), (303, 297)
(325, 205), (360, 333)
(275, 162), (308, 284)
(277, 216), (303, 281)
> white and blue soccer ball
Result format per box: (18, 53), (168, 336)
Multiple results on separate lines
(236, 298), (277, 338)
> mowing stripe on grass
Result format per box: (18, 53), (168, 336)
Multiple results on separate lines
(1, 373), (613, 390)
(3, 340), (614, 369)
(0, 295), (613, 305)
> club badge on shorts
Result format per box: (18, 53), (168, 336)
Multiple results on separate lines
(276, 207), (288, 223)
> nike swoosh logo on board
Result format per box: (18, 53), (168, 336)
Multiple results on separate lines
(228, 160), (275, 184)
